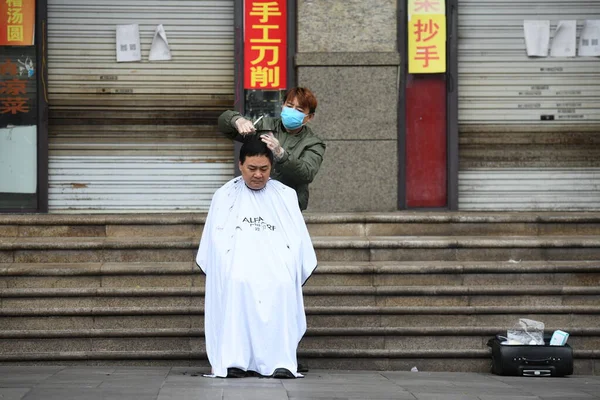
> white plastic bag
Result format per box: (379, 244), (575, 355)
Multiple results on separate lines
(507, 318), (545, 345)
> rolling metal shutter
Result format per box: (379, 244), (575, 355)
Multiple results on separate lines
(47, 0), (234, 212)
(458, 0), (600, 210)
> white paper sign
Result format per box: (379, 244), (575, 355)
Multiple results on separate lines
(149, 24), (172, 61)
(0, 126), (37, 193)
(550, 20), (576, 57)
(524, 20), (550, 57)
(579, 20), (600, 56)
(116, 24), (141, 62)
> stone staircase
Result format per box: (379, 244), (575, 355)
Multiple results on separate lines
(0, 212), (599, 374)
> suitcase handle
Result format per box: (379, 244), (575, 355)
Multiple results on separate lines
(522, 356), (552, 365)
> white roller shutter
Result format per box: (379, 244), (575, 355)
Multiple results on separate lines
(458, 0), (600, 210)
(47, 0), (235, 212)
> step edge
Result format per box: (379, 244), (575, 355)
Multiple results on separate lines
(1, 305), (600, 316)
(3, 212), (600, 226)
(5, 236), (600, 250)
(2, 327), (600, 338)
(3, 260), (600, 276)
(2, 286), (600, 297)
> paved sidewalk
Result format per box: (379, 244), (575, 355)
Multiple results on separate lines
(0, 366), (599, 400)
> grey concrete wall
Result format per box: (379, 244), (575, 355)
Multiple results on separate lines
(296, 0), (400, 212)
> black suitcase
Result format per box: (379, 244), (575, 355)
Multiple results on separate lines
(487, 335), (573, 377)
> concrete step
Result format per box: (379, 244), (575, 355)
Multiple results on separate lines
(0, 262), (202, 289)
(0, 353), (595, 374)
(311, 261), (600, 287)
(0, 347), (596, 374)
(2, 305), (599, 329)
(2, 285), (599, 308)
(0, 348), (492, 371)
(2, 212), (600, 237)
(1, 327), (599, 351)
(2, 236), (600, 263)
(313, 236), (600, 262)
(2, 261), (600, 288)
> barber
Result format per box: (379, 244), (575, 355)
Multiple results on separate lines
(218, 87), (326, 211)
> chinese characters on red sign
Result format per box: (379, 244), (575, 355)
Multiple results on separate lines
(244, 0), (287, 89)
(0, 47), (36, 128)
(0, 59), (29, 115)
(408, 0), (446, 73)
(0, 0), (35, 46)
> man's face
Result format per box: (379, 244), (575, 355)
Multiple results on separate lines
(284, 96), (313, 125)
(239, 155), (272, 190)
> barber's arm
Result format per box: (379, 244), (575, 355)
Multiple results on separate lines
(275, 141), (326, 185)
(217, 110), (256, 141)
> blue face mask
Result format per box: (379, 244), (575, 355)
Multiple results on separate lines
(281, 106), (307, 130)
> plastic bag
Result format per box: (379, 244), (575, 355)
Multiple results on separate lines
(507, 318), (545, 345)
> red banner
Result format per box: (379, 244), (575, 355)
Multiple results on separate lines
(244, 0), (286, 89)
(0, 0), (35, 46)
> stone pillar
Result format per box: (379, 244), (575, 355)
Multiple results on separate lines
(296, 0), (400, 212)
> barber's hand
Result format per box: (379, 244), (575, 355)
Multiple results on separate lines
(261, 132), (284, 159)
(234, 117), (256, 135)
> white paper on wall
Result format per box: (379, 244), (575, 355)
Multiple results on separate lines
(524, 20), (550, 57)
(550, 20), (576, 57)
(149, 24), (172, 61)
(579, 20), (600, 56)
(116, 24), (141, 62)
(0, 126), (37, 193)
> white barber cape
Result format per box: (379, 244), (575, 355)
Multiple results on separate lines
(196, 177), (317, 378)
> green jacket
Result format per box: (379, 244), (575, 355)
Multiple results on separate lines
(218, 110), (326, 210)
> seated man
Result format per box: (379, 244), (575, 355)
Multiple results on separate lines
(196, 137), (317, 379)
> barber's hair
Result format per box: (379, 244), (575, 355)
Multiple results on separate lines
(285, 87), (317, 114)
(240, 136), (273, 165)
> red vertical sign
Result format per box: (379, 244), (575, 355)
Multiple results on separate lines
(405, 0), (447, 208)
(0, 0), (35, 46)
(244, 0), (287, 89)
(405, 75), (447, 208)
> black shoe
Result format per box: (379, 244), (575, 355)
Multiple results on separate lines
(272, 368), (295, 379)
(226, 367), (247, 378)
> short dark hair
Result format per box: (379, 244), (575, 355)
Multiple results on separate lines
(240, 136), (273, 165)
(285, 87), (317, 114)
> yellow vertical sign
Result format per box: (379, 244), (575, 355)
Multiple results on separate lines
(408, 0), (446, 73)
(409, 15), (446, 73)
